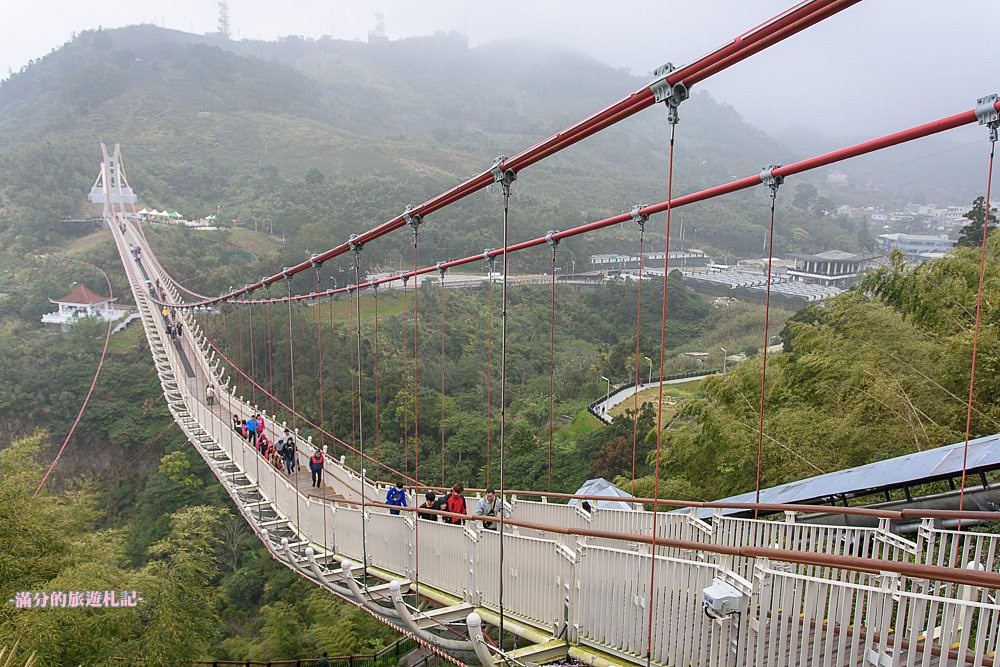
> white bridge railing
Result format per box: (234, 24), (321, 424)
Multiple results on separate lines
(114, 218), (1000, 667)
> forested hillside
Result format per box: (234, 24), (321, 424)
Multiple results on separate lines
(625, 241), (1000, 502)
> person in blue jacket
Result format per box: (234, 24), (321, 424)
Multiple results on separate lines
(385, 481), (407, 516)
(245, 414), (258, 448)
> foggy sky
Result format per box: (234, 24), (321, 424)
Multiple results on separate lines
(2, 1), (998, 139)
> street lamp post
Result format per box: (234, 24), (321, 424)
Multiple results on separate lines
(600, 375), (611, 411)
(720, 347), (727, 373)
(571, 259), (576, 278)
(644, 356), (653, 385)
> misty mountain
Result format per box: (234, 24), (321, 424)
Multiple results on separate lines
(0, 25), (882, 266)
(0, 26), (790, 194)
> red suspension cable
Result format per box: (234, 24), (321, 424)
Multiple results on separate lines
(647, 119), (677, 667)
(413, 242), (421, 491)
(224, 303), (231, 392)
(266, 294), (275, 418)
(248, 303), (257, 407)
(440, 271), (446, 486)
(548, 246), (556, 493)
(329, 294), (336, 444)
(402, 276), (409, 477)
(754, 174), (782, 517)
(235, 303), (244, 400)
(373, 287), (382, 461)
(316, 274), (325, 448)
(632, 223), (645, 497)
(34, 258), (115, 495)
(287, 285), (297, 430)
(486, 273), (493, 486)
(350, 286), (357, 449)
(958, 132), (997, 517)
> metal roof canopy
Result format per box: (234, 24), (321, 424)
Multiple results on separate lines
(570, 478), (643, 512)
(697, 433), (1000, 518)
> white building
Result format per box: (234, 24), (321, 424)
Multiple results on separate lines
(41, 284), (125, 325)
(879, 233), (956, 262)
(787, 251), (871, 287)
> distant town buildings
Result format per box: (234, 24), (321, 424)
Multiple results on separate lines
(878, 233), (956, 262)
(787, 251), (871, 288)
(41, 284), (125, 326)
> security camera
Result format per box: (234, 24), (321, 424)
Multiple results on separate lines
(702, 578), (744, 620)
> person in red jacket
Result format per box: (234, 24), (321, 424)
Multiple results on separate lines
(309, 447), (324, 488)
(444, 483), (467, 525)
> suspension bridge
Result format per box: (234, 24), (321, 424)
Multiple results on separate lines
(74, 1), (1000, 664)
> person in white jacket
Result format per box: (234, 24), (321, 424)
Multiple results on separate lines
(474, 488), (510, 530)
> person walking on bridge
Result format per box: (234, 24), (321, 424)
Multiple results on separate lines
(436, 483), (466, 525)
(280, 429), (296, 475)
(309, 447), (325, 487)
(246, 414), (258, 448)
(206, 384), (215, 407)
(475, 487), (509, 530)
(418, 491), (438, 521)
(385, 481), (407, 516)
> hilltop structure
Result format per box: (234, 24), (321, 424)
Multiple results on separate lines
(41, 284), (124, 326)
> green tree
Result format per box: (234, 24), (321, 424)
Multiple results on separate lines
(128, 506), (227, 663)
(957, 195), (998, 247)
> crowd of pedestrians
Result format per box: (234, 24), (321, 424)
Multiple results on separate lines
(221, 410), (515, 529)
(385, 482), (510, 529)
(227, 413), (326, 486)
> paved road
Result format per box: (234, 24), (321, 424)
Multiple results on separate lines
(591, 374), (716, 424)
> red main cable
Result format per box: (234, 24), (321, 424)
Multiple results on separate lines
(755, 175), (782, 516)
(34, 258), (115, 495)
(209, 101), (1000, 310)
(150, 0), (860, 309)
(958, 133), (997, 517)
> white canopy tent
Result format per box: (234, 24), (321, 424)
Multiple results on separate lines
(569, 478), (643, 512)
